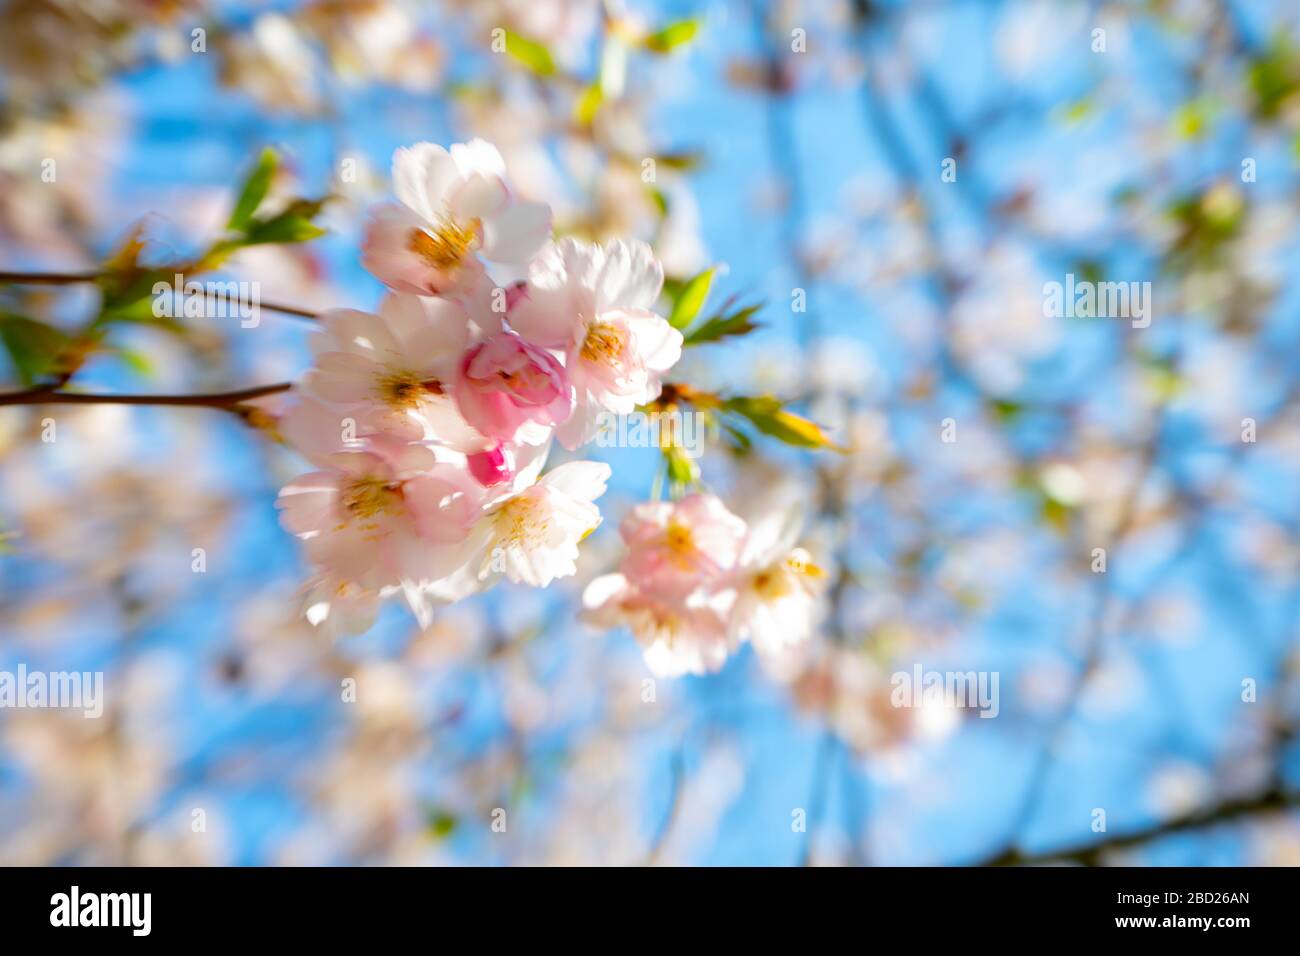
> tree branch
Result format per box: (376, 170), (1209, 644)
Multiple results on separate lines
(0, 270), (319, 320)
(0, 382), (292, 409)
(973, 786), (1300, 866)
(0, 270), (101, 285)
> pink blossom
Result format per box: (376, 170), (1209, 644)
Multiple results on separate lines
(583, 573), (735, 677)
(361, 139), (551, 296)
(508, 238), (682, 449)
(301, 293), (484, 451)
(617, 493), (747, 599)
(437, 461), (612, 588)
(728, 504), (827, 659)
(276, 445), (475, 595)
(454, 331), (573, 445)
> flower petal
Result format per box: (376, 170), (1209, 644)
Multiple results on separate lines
(481, 199), (552, 264)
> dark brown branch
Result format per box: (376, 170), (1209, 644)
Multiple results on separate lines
(0, 270), (319, 320)
(0, 270), (101, 284)
(974, 786), (1300, 866)
(0, 382), (292, 409)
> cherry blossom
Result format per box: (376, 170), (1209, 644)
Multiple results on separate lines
(453, 330), (573, 445)
(302, 293), (482, 449)
(508, 238), (683, 449)
(448, 460), (612, 588)
(728, 506), (827, 659)
(617, 493), (747, 599)
(276, 443), (460, 591)
(584, 494), (827, 675)
(361, 139), (550, 296)
(583, 573), (736, 677)
(271, 137), (806, 660)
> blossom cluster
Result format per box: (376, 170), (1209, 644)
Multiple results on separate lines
(275, 139), (682, 635)
(583, 493), (827, 677)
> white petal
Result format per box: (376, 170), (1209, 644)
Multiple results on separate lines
(620, 309), (683, 372)
(319, 307), (401, 358)
(276, 473), (338, 535)
(304, 351), (382, 404)
(392, 142), (458, 220)
(450, 138), (507, 178)
(553, 399), (600, 451)
(539, 460), (611, 503)
(508, 287), (582, 349)
(582, 572), (629, 611)
(448, 172), (508, 223)
(481, 199), (552, 264)
(596, 239), (663, 311)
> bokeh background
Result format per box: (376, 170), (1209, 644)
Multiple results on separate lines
(2, 0), (1300, 865)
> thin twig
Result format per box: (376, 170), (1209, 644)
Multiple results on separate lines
(0, 270), (101, 284)
(973, 785), (1300, 867)
(0, 270), (319, 320)
(645, 745), (687, 866)
(0, 382), (292, 408)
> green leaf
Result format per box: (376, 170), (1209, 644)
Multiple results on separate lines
(101, 221), (147, 278)
(0, 314), (70, 386)
(241, 198), (329, 246)
(98, 293), (190, 337)
(684, 303), (761, 345)
(575, 82), (603, 126)
(99, 264), (190, 315)
(1248, 34), (1300, 120)
(723, 395), (842, 451)
(1172, 99), (1213, 140)
(426, 810), (458, 840)
(504, 31), (556, 76)
(96, 222), (154, 310)
(1138, 355), (1184, 401)
(243, 216), (327, 246)
(227, 148), (278, 233)
(664, 445), (699, 489)
(668, 268), (714, 329)
(655, 151), (703, 171)
(1039, 495), (1072, 534)
(647, 187), (669, 216)
(644, 18), (701, 54)
(719, 420), (752, 455)
(987, 398), (1024, 422)
(108, 346), (155, 378)
(1060, 97), (1093, 124)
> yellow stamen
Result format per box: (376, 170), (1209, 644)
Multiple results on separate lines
(786, 549), (824, 578)
(340, 475), (403, 521)
(753, 568), (794, 599)
(408, 219), (476, 270)
(496, 495), (550, 549)
(580, 322), (627, 364)
(663, 520), (697, 569)
(376, 369), (441, 410)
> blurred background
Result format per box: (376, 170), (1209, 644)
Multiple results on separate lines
(2, 0), (1300, 865)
